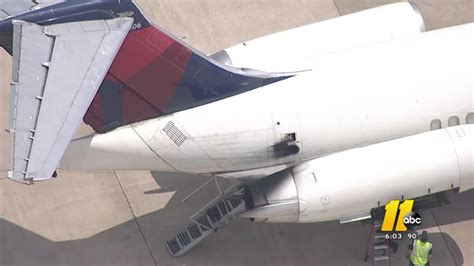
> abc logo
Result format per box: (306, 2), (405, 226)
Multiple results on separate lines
(403, 211), (422, 230)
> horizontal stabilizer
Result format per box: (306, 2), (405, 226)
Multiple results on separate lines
(0, 0), (34, 20)
(9, 18), (133, 182)
(0, 0), (63, 19)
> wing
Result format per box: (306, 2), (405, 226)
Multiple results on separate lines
(8, 18), (133, 183)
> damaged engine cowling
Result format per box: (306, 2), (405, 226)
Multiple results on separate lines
(239, 125), (473, 223)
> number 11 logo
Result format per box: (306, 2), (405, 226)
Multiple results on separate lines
(381, 200), (414, 232)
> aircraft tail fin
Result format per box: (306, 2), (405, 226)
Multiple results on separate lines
(1, 0), (295, 182)
(84, 0), (295, 132)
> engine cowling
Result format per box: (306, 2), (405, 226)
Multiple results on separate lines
(240, 125), (473, 223)
(212, 2), (425, 71)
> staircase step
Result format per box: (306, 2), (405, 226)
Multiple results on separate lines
(166, 239), (181, 255)
(229, 198), (242, 208)
(374, 233), (386, 239)
(166, 193), (246, 257)
(374, 244), (389, 250)
(373, 220), (383, 228)
(226, 200), (234, 211)
(176, 232), (192, 247)
(374, 255), (390, 261)
(197, 215), (213, 231)
(217, 200), (229, 216)
(187, 224), (202, 239)
(374, 239), (386, 246)
(206, 206), (222, 224)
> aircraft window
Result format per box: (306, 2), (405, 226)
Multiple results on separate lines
(448, 116), (460, 127)
(430, 119), (442, 130)
(467, 113), (474, 124)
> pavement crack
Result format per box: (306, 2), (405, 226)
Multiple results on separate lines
(114, 171), (158, 266)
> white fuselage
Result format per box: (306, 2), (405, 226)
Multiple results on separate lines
(61, 22), (474, 178)
(239, 124), (474, 223)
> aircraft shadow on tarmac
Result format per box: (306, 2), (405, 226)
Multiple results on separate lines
(0, 172), (472, 266)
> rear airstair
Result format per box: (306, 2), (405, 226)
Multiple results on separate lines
(364, 221), (391, 265)
(165, 177), (247, 256)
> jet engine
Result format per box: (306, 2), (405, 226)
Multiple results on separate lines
(239, 125), (473, 223)
(210, 2), (425, 71)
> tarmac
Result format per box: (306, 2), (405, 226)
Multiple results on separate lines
(0, 0), (473, 265)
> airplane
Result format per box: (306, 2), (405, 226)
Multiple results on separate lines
(0, 0), (472, 256)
